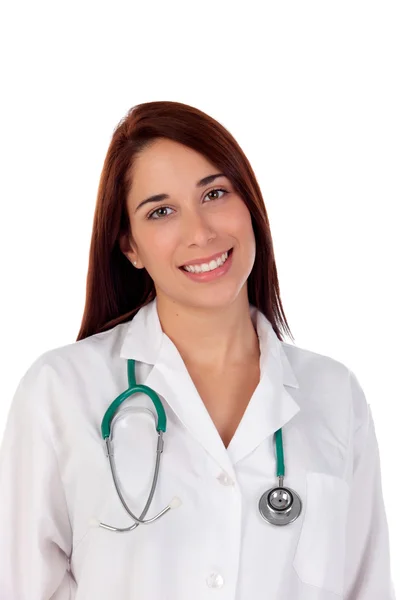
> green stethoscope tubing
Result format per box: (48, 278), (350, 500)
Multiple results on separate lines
(101, 359), (167, 439)
(99, 359), (300, 532)
(101, 359), (284, 476)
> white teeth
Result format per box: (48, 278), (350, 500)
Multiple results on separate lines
(183, 251), (229, 273)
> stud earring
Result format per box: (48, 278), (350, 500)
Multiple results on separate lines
(133, 261), (137, 266)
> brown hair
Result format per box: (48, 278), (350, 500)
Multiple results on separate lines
(76, 100), (294, 343)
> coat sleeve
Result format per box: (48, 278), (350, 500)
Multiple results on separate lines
(0, 360), (73, 599)
(343, 369), (397, 599)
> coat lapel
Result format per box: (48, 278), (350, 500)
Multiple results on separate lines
(120, 298), (301, 478)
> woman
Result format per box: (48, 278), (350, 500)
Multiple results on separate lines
(0, 101), (396, 599)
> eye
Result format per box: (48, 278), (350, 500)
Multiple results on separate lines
(147, 206), (173, 220)
(204, 187), (228, 202)
(146, 188), (228, 220)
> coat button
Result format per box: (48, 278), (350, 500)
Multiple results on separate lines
(217, 471), (235, 486)
(206, 572), (224, 588)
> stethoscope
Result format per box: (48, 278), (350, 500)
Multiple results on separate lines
(98, 359), (302, 533)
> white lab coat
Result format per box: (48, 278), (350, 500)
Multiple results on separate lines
(0, 298), (396, 600)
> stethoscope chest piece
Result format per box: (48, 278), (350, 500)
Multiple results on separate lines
(259, 484), (302, 526)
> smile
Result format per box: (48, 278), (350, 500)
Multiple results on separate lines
(182, 250), (229, 273)
(179, 248), (234, 283)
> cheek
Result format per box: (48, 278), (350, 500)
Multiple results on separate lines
(135, 227), (177, 266)
(224, 202), (254, 239)
(231, 205), (257, 263)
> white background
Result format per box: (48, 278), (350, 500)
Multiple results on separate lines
(1, 0), (399, 593)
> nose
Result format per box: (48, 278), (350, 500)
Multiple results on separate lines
(181, 207), (216, 246)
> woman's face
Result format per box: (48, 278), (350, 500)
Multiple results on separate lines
(120, 138), (256, 310)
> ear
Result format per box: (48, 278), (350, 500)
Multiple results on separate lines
(119, 231), (138, 266)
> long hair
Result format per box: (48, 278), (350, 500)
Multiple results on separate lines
(76, 100), (294, 343)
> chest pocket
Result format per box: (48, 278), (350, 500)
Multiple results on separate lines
(292, 471), (350, 597)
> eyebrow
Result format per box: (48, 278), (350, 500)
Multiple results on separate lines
(134, 172), (226, 214)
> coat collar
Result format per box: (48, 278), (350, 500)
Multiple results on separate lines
(119, 297), (300, 477)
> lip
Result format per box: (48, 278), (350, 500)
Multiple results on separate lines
(179, 247), (233, 268)
(179, 247), (234, 282)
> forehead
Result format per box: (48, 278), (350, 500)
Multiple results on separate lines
(129, 139), (219, 192)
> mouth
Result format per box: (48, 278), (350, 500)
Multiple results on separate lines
(178, 247), (234, 281)
(179, 247), (233, 271)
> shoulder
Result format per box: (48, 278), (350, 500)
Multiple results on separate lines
(16, 320), (131, 399)
(281, 340), (350, 381)
(281, 340), (368, 433)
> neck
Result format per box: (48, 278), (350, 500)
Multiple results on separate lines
(155, 291), (260, 372)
